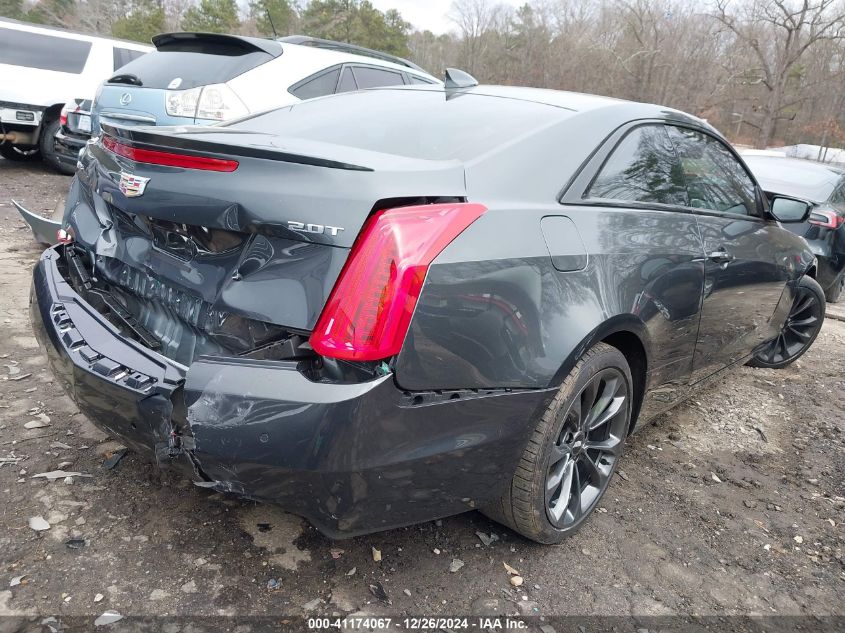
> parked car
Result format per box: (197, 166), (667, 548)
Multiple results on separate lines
(25, 81), (823, 543)
(53, 98), (95, 174)
(91, 32), (440, 133)
(0, 18), (150, 172)
(742, 154), (845, 302)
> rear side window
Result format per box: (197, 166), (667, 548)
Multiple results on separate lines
(289, 67), (341, 100)
(668, 126), (758, 216)
(0, 27), (91, 73)
(113, 47), (146, 71)
(351, 66), (405, 89)
(587, 125), (687, 206)
(336, 67), (357, 93)
(409, 75), (435, 85)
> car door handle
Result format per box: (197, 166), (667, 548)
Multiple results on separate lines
(707, 250), (735, 264)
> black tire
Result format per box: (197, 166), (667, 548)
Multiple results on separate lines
(483, 342), (632, 544)
(0, 142), (40, 162)
(824, 272), (844, 304)
(748, 275), (825, 369)
(39, 118), (72, 174)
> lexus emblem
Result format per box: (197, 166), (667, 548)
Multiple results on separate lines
(118, 172), (150, 198)
(119, 92), (132, 106)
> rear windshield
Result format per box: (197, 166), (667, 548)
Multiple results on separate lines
(0, 27), (92, 73)
(107, 46), (273, 90)
(745, 156), (843, 203)
(229, 89), (567, 161)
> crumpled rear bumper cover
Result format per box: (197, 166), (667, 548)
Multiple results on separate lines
(31, 247), (552, 537)
(13, 200), (61, 246)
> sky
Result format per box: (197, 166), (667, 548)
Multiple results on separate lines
(367, 0), (522, 35)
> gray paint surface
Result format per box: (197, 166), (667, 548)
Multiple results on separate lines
(28, 84), (815, 536)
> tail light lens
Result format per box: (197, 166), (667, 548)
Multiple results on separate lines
(102, 135), (238, 172)
(310, 203), (487, 361)
(808, 209), (845, 229)
(165, 84), (248, 121)
(59, 105), (68, 127)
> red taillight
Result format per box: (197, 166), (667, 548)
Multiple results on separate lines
(310, 203), (487, 361)
(808, 209), (845, 229)
(59, 107), (68, 127)
(101, 135), (238, 172)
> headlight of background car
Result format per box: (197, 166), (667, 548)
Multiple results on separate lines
(165, 84), (248, 121)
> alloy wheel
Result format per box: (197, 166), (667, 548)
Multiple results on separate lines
(758, 286), (822, 364)
(545, 368), (629, 529)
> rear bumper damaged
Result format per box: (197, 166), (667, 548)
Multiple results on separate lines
(31, 247), (551, 537)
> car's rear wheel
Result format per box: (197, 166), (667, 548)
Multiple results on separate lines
(0, 142), (40, 162)
(39, 118), (72, 174)
(483, 342), (632, 544)
(748, 275), (825, 369)
(824, 271), (844, 303)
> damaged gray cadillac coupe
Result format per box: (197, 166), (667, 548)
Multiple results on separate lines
(28, 82), (824, 543)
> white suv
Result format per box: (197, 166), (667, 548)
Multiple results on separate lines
(0, 18), (151, 169)
(92, 33), (441, 133)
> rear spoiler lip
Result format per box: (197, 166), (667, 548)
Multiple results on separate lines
(100, 123), (374, 172)
(151, 32), (283, 58)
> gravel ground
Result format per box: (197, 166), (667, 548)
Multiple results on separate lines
(0, 158), (843, 628)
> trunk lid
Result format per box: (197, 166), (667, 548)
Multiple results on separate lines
(63, 125), (466, 365)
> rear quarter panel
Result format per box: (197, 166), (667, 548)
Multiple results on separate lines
(226, 49), (325, 112)
(395, 106), (707, 399)
(395, 204), (704, 398)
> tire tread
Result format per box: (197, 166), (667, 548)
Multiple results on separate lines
(483, 342), (628, 542)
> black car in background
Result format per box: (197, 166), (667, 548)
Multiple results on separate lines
(744, 155), (845, 302)
(25, 83), (824, 543)
(53, 98), (94, 174)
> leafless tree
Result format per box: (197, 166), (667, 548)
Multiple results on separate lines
(448, 0), (505, 74)
(714, 0), (845, 148)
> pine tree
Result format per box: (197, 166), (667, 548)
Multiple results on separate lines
(249, 0), (296, 37)
(181, 0), (240, 34)
(111, 0), (165, 43)
(0, 0), (24, 20)
(301, 0), (410, 57)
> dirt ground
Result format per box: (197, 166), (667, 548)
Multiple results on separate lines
(0, 157), (843, 629)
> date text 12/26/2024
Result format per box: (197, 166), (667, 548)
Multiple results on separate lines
(307, 617), (528, 630)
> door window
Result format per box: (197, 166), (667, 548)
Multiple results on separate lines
(350, 66), (405, 89)
(668, 126), (758, 216)
(586, 124), (688, 206)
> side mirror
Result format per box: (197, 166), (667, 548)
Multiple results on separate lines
(769, 196), (812, 223)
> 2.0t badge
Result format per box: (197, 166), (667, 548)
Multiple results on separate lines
(118, 172), (150, 198)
